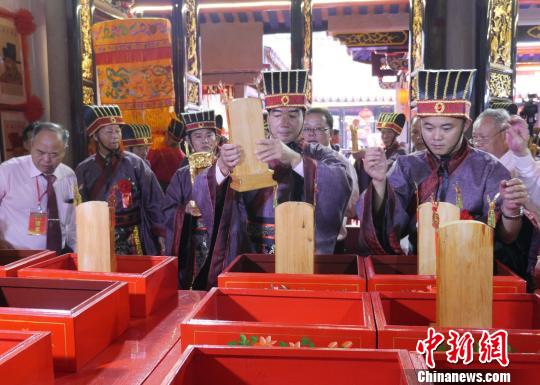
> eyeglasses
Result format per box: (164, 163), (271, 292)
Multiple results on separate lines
(303, 128), (329, 135)
(471, 128), (506, 145)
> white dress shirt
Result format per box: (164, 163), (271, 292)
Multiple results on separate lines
(499, 150), (516, 175)
(0, 155), (77, 250)
(512, 150), (540, 213)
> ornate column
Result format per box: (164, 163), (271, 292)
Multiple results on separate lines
(484, 0), (518, 107)
(409, 0), (426, 105)
(409, 0), (518, 118)
(290, 0), (313, 103)
(171, 0), (202, 113)
(66, 0), (95, 164)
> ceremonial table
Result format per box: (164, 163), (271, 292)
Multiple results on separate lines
(54, 291), (205, 384)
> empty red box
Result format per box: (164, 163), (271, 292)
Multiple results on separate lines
(0, 249), (56, 277)
(163, 346), (427, 385)
(180, 288), (376, 351)
(218, 254), (366, 291)
(0, 277), (130, 372)
(18, 253), (178, 317)
(365, 255), (526, 293)
(0, 330), (54, 385)
(373, 291), (540, 353)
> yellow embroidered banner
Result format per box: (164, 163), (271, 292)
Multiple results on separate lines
(92, 18), (174, 148)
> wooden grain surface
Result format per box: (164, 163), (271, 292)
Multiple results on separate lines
(437, 220), (493, 328)
(275, 202), (314, 274)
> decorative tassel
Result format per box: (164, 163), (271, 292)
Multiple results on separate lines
(430, 194), (440, 229)
(415, 182), (419, 223)
(487, 194), (496, 228)
(73, 183), (82, 206)
(132, 225), (143, 255)
(455, 183), (463, 209)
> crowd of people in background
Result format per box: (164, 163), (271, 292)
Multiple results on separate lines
(0, 69), (539, 291)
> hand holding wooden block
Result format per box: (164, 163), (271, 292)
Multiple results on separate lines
(227, 98), (277, 192)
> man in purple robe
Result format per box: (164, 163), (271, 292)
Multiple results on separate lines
(163, 110), (218, 289)
(357, 69), (528, 255)
(354, 112), (407, 194)
(192, 70), (353, 287)
(75, 105), (165, 255)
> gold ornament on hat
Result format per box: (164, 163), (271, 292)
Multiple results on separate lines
(434, 102), (446, 113)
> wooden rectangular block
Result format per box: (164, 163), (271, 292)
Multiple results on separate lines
(0, 250), (56, 277)
(0, 277), (130, 372)
(180, 288), (376, 351)
(365, 255), (526, 293)
(218, 254), (366, 291)
(372, 291), (540, 353)
(0, 330), (54, 385)
(162, 346), (427, 385)
(18, 253), (178, 317)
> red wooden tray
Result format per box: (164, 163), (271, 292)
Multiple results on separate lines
(0, 249), (56, 277)
(365, 255), (526, 293)
(18, 253), (178, 317)
(373, 291), (540, 353)
(0, 330), (54, 385)
(218, 254), (366, 291)
(163, 346), (427, 385)
(180, 288), (376, 351)
(0, 277), (130, 372)
(430, 353), (540, 384)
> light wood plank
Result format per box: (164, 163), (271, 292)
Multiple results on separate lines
(76, 201), (116, 272)
(227, 98), (277, 192)
(275, 202), (314, 274)
(418, 202), (460, 275)
(437, 220), (493, 328)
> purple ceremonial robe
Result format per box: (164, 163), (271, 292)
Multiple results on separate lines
(75, 151), (165, 256)
(163, 166), (210, 289)
(192, 143), (353, 288)
(356, 147), (511, 255)
(355, 142), (407, 194)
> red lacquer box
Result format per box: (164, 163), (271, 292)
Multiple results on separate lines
(0, 330), (54, 385)
(180, 288), (376, 351)
(163, 346), (427, 385)
(218, 254), (366, 291)
(365, 255), (526, 293)
(18, 253), (178, 317)
(0, 249), (56, 277)
(430, 353), (540, 384)
(373, 291), (540, 353)
(0, 277), (130, 372)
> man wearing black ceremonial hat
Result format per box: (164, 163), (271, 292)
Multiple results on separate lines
(191, 70), (353, 288)
(357, 69), (528, 255)
(121, 123), (153, 161)
(75, 105), (165, 256)
(163, 110), (220, 289)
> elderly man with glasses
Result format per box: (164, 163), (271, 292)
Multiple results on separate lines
(303, 107), (359, 253)
(472, 108), (514, 172)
